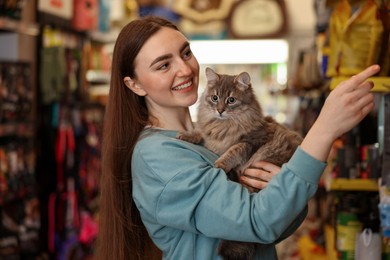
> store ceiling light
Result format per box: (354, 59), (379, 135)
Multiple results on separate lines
(190, 39), (288, 64)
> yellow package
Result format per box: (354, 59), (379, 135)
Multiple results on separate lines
(326, 0), (385, 77)
(378, 2), (390, 76)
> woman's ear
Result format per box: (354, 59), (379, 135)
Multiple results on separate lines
(124, 76), (147, 96)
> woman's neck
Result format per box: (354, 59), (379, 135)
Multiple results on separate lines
(148, 108), (194, 132)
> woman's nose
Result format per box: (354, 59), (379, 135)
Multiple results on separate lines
(176, 60), (192, 76)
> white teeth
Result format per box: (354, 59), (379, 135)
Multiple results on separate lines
(173, 81), (192, 90)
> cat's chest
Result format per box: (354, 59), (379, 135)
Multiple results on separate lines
(201, 123), (243, 155)
(205, 139), (234, 155)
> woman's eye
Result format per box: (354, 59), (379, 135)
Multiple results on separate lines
(183, 49), (192, 59)
(211, 95), (219, 102)
(158, 63), (169, 70)
(227, 97), (236, 104)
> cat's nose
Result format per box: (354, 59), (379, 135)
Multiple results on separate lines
(218, 108), (225, 115)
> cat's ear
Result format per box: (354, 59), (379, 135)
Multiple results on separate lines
(235, 72), (251, 91)
(205, 67), (219, 85)
(124, 76), (147, 96)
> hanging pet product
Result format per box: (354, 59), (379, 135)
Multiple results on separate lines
(326, 0), (386, 77)
(355, 228), (381, 260)
(48, 106), (80, 259)
(72, 0), (98, 31)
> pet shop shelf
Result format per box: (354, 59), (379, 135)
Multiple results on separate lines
(88, 29), (118, 43)
(86, 70), (111, 104)
(0, 17), (39, 36)
(0, 122), (34, 138)
(327, 178), (379, 192)
(330, 76), (390, 93)
(86, 69), (111, 85)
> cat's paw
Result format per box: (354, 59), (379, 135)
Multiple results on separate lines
(214, 159), (232, 173)
(176, 131), (203, 144)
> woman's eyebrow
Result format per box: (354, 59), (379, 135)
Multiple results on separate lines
(149, 54), (172, 68)
(149, 41), (190, 68)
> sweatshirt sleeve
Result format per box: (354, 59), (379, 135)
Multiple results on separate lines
(132, 132), (326, 244)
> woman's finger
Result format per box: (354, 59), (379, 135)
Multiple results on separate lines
(240, 161), (281, 190)
(240, 175), (267, 190)
(247, 161), (281, 175)
(336, 65), (380, 93)
(243, 168), (273, 182)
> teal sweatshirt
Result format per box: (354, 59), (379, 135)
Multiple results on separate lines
(131, 129), (326, 259)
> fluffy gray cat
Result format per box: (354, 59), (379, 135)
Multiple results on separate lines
(177, 67), (302, 260)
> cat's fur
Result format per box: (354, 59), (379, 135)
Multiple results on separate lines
(177, 67), (303, 260)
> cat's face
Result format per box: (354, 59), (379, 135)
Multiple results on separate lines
(202, 68), (255, 119)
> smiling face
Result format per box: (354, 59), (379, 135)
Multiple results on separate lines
(126, 27), (200, 119)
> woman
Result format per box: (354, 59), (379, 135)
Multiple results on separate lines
(97, 16), (380, 260)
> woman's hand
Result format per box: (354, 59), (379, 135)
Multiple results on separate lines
(240, 161), (281, 192)
(301, 64), (380, 162)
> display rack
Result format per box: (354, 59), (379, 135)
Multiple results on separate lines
(327, 178), (379, 191)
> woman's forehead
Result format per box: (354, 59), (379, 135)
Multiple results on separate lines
(135, 28), (188, 65)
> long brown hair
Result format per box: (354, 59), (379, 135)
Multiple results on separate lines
(96, 16), (179, 260)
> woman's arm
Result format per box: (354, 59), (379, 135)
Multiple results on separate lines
(240, 65), (379, 190)
(133, 133), (324, 244)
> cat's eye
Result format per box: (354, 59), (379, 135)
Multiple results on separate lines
(227, 97), (236, 104)
(211, 95), (219, 102)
